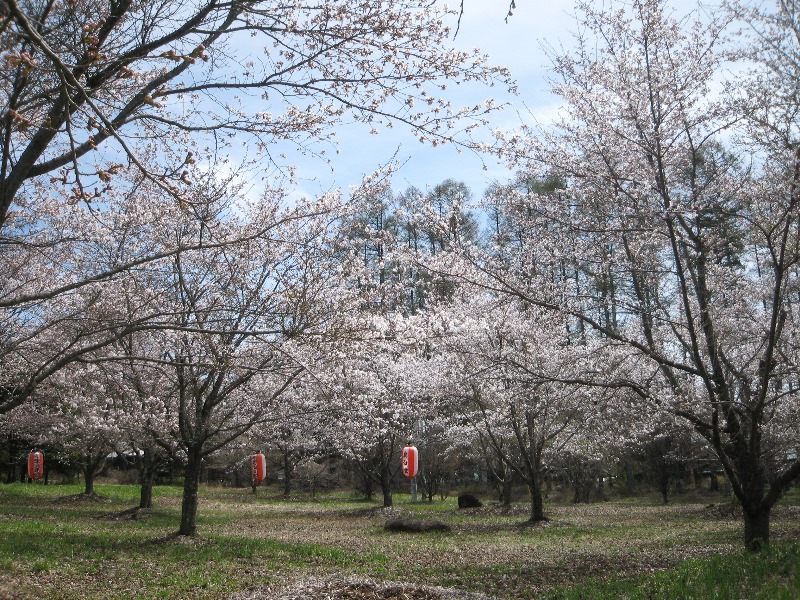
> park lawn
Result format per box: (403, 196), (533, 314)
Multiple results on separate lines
(0, 483), (797, 599)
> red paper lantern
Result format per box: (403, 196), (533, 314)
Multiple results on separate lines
(401, 444), (418, 478)
(28, 450), (44, 481)
(250, 452), (266, 484)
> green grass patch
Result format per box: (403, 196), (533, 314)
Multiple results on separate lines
(545, 543), (800, 599)
(1, 482), (799, 599)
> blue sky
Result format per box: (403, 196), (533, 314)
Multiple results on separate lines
(264, 0), (707, 205)
(283, 0), (576, 202)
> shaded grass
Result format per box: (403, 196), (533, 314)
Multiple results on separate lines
(543, 542), (800, 599)
(0, 483), (798, 599)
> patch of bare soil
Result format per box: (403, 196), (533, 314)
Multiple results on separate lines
(384, 518), (452, 532)
(700, 502), (740, 519)
(457, 504), (529, 518)
(231, 576), (497, 600)
(347, 506), (411, 518)
(52, 492), (111, 504)
(0, 582), (24, 599)
(99, 506), (151, 521)
(148, 531), (215, 546)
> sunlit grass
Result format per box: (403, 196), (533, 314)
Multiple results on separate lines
(545, 543), (800, 599)
(0, 482), (798, 599)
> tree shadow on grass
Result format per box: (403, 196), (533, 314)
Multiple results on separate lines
(52, 492), (111, 504)
(98, 506), (152, 521)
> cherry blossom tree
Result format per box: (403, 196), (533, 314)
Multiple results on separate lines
(433, 293), (600, 522)
(294, 457), (337, 499)
(1, 158), (348, 424)
(333, 346), (412, 508)
(91, 328), (178, 509)
(0, 160), (251, 416)
(246, 380), (331, 496)
(413, 412), (462, 502)
(146, 186), (360, 536)
(45, 364), (121, 496)
(443, 0), (800, 549)
(0, 0), (514, 229)
(8, 161), (365, 533)
(629, 416), (699, 504)
(1, 0), (514, 431)
(320, 307), (442, 507)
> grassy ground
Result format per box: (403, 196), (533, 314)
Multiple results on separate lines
(0, 482), (798, 599)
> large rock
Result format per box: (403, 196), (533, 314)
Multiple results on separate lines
(384, 518), (451, 533)
(457, 493), (482, 509)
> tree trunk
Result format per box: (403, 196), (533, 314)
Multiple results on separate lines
(83, 462), (95, 496)
(282, 451), (292, 496)
(523, 411), (546, 522)
(361, 470), (374, 501)
(528, 479), (546, 522)
(140, 475), (153, 509)
(5, 435), (15, 483)
(743, 505), (771, 551)
(625, 462), (635, 494)
(82, 451), (107, 496)
(502, 478), (513, 506)
(380, 472), (393, 508)
(178, 449), (203, 537)
(138, 450), (156, 509)
(659, 467), (670, 505)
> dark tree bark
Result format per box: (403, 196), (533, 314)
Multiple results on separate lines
(528, 478), (545, 522)
(743, 505), (771, 552)
(659, 470), (670, 505)
(139, 473), (153, 510)
(83, 463), (95, 495)
(501, 478), (513, 506)
(354, 459), (375, 501)
(281, 446), (295, 496)
(380, 469), (393, 508)
(353, 433), (399, 508)
(178, 447), (203, 537)
(138, 452), (157, 510)
(81, 450), (107, 496)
